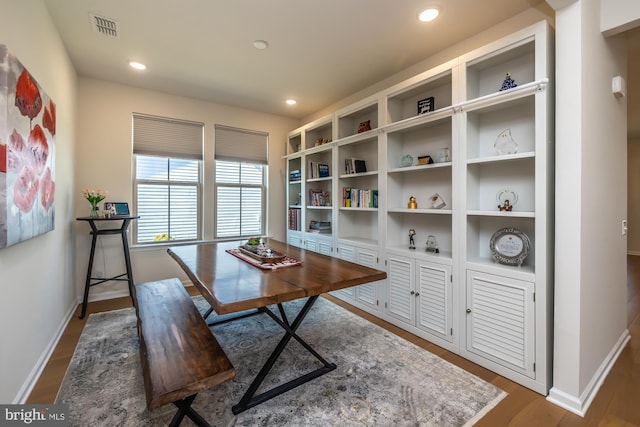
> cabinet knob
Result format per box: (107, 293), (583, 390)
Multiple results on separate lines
(415, 292), (420, 297)
(466, 308), (472, 314)
(410, 291), (415, 295)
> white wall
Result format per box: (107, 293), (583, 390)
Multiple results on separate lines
(0, 0), (78, 403)
(628, 139), (640, 254)
(303, 7), (555, 124)
(601, 0), (640, 35)
(74, 78), (299, 300)
(549, 0), (628, 415)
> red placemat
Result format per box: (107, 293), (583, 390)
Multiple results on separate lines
(226, 249), (302, 270)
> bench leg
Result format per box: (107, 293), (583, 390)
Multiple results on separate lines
(231, 295), (336, 414)
(170, 394), (211, 427)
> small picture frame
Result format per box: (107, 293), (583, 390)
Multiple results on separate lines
(103, 202), (116, 217)
(417, 97), (435, 115)
(418, 155), (433, 165)
(106, 202), (130, 216)
(429, 193), (447, 209)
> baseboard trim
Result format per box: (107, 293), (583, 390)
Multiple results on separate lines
(547, 329), (630, 416)
(13, 301), (78, 404)
(86, 279), (194, 303)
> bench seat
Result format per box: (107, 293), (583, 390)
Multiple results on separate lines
(134, 278), (235, 424)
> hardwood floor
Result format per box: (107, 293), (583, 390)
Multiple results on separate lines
(27, 256), (640, 426)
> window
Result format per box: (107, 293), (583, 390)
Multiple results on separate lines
(133, 114), (203, 244)
(214, 125), (268, 239)
(215, 161), (265, 238)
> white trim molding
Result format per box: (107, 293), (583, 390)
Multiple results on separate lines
(13, 302), (78, 403)
(547, 330), (630, 416)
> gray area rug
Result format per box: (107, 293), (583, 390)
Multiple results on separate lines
(56, 296), (506, 426)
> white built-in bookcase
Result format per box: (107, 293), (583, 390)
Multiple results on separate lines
(284, 21), (553, 394)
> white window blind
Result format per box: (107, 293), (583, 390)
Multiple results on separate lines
(214, 125), (268, 239)
(215, 160), (265, 238)
(134, 113), (204, 160)
(133, 114), (203, 244)
(214, 125), (268, 164)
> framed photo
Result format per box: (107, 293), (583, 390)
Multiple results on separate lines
(489, 227), (530, 266)
(417, 96), (435, 115)
(104, 202), (130, 216)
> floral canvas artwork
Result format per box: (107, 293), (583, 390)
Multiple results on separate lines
(0, 45), (56, 248)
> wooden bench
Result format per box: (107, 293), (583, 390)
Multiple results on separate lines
(134, 278), (235, 427)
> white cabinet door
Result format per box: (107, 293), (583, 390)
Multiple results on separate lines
(287, 231), (303, 248)
(317, 238), (333, 256)
(355, 247), (378, 309)
(304, 238), (318, 252)
(337, 244), (355, 262)
(333, 243), (356, 299)
(466, 270), (535, 378)
(387, 255), (415, 325)
(416, 261), (452, 343)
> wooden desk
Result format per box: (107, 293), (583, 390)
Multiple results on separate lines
(167, 239), (386, 414)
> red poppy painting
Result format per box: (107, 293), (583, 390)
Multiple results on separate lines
(0, 45), (56, 248)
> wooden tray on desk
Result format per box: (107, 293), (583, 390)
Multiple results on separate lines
(238, 246), (286, 263)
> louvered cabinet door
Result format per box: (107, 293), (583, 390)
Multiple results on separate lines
(317, 239), (333, 256)
(416, 262), (452, 343)
(332, 244), (356, 300)
(355, 248), (378, 309)
(304, 238), (318, 253)
(387, 256), (415, 325)
(466, 270), (535, 378)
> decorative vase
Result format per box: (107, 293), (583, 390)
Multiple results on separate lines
(90, 202), (99, 218)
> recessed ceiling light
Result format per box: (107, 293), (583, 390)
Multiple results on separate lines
(253, 40), (269, 50)
(129, 61), (146, 70)
(418, 8), (440, 22)
(285, 99), (297, 105)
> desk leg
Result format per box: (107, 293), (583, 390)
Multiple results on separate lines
(79, 232), (98, 319)
(120, 226), (135, 306)
(231, 295), (336, 414)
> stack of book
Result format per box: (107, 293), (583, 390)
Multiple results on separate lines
(289, 169), (301, 182)
(342, 187), (378, 208)
(288, 208), (301, 231)
(308, 220), (331, 234)
(344, 158), (367, 174)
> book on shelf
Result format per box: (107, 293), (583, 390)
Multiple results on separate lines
(288, 207), (301, 231)
(342, 187), (378, 208)
(307, 161), (330, 179)
(308, 189), (331, 206)
(318, 163), (330, 178)
(344, 158), (367, 174)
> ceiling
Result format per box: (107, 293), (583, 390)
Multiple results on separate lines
(42, 0), (550, 120)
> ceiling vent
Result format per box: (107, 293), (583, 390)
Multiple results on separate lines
(89, 13), (119, 37)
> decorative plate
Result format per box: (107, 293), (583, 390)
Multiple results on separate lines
(400, 154), (414, 167)
(489, 227), (530, 266)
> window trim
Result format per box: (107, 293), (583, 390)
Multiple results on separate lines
(213, 160), (266, 240)
(132, 155), (203, 245)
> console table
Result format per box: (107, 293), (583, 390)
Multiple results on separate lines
(76, 215), (139, 319)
